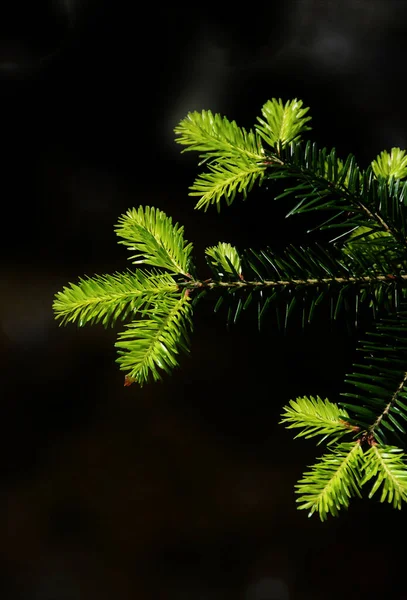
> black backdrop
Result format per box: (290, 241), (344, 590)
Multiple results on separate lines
(2, 2), (407, 599)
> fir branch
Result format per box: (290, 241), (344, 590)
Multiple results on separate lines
(185, 242), (406, 330)
(115, 294), (193, 385)
(341, 310), (407, 444)
(255, 98), (312, 148)
(115, 206), (194, 275)
(205, 242), (242, 279)
(341, 225), (405, 269)
(280, 396), (357, 445)
(53, 270), (180, 327)
(369, 372), (407, 438)
(174, 101), (311, 211)
(371, 147), (407, 180)
(174, 109), (265, 161)
(361, 445), (407, 509)
(175, 100), (407, 261)
(295, 442), (363, 520)
(53, 96), (407, 521)
(269, 141), (407, 252)
(189, 159), (265, 211)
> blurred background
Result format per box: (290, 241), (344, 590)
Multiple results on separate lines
(2, 1), (407, 598)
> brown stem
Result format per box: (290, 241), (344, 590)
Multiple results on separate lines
(183, 273), (407, 291)
(369, 371), (407, 436)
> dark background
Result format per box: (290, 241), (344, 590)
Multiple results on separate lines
(2, 1), (407, 598)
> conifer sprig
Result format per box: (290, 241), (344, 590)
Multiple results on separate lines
(361, 445), (407, 508)
(295, 442), (363, 521)
(115, 206), (193, 275)
(53, 97), (407, 521)
(189, 161), (265, 211)
(255, 98), (312, 147)
(295, 441), (407, 518)
(115, 294), (193, 385)
(340, 313), (407, 442)
(53, 270), (180, 328)
(174, 109), (264, 161)
(280, 396), (355, 445)
(176, 102), (407, 260)
(174, 99), (312, 211)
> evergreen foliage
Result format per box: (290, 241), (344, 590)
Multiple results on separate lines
(54, 97), (407, 520)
